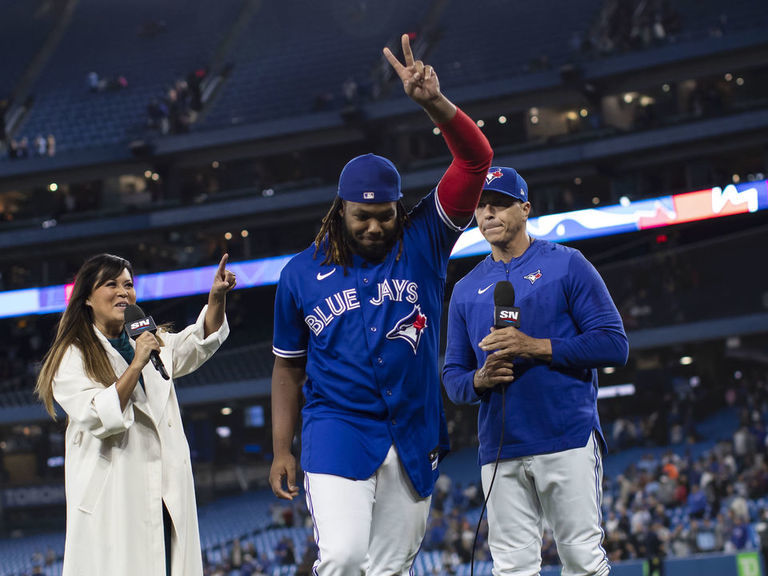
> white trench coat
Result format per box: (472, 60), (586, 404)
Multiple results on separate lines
(53, 306), (229, 576)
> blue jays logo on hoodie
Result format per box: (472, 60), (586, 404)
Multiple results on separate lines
(386, 305), (428, 354)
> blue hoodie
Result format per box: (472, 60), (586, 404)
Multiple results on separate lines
(443, 239), (628, 465)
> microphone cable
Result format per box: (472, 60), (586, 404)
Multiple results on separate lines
(470, 383), (505, 576)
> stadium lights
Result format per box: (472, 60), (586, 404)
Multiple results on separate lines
(602, 367), (615, 374)
(579, 108), (589, 118)
(476, 119), (485, 128)
(498, 115), (507, 124)
(592, 196), (600, 205)
(597, 383), (635, 399)
(224, 232), (232, 240)
(2, 178), (767, 319)
(725, 73), (733, 82)
(432, 127), (441, 136)
(679, 356), (693, 365)
(574, 177), (582, 185)
(212, 161), (220, 168)
(619, 196), (630, 206)
(220, 407), (232, 416)
(662, 83), (671, 92)
(241, 230), (249, 238)
(48, 183), (58, 192)
(736, 77), (744, 86)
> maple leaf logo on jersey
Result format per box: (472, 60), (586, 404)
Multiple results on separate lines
(386, 305), (428, 354)
(485, 169), (504, 185)
(524, 269), (542, 284)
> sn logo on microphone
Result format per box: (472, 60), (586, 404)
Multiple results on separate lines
(129, 319), (151, 330)
(498, 310), (519, 321)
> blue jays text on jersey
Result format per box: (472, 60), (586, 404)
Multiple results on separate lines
(273, 190), (464, 498)
(304, 279), (420, 337)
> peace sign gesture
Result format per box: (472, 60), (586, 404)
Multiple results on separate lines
(383, 34), (455, 124)
(383, 34), (441, 106)
(210, 253), (237, 299)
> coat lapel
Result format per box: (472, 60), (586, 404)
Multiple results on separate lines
(146, 345), (172, 424)
(92, 326), (154, 421)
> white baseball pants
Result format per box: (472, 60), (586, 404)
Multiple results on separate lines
(304, 445), (432, 576)
(481, 432), (609, 576)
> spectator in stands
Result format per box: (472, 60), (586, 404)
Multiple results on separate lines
(17, 137), (29, 159)
(687, 482), (708, 519)
(34, 134), (47, 156)
(6, 138), (19, 159)
(46, 134), (56, 157)
(34, 252), (236, 576)
(87, 72), (100, 93)
(728, 515), (750, 551)
(148, 97), (170, 134)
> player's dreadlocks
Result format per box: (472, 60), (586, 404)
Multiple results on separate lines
(314, 198), (410, 268)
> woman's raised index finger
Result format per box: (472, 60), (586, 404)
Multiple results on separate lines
(401, 33), (415, 66)
(217, 253), (229, 275)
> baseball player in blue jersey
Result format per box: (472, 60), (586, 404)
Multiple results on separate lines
(269, 35), (492, 575)
(443, 167), (629, 576)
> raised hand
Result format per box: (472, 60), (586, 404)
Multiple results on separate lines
(210, 254), (236, 299)
(383, 34), (442, 107)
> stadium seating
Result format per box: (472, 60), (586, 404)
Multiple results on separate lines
(426, 0), (603, 89)
(13, 0), (241, 154)
(0, 0), (57, 96)
(201, 0), (431, 128)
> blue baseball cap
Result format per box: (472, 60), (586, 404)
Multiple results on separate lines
(483, 167), (528, 202)
(337, 153), (402, 203)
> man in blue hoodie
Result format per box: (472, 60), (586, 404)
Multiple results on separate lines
(443, 167), (629, 576)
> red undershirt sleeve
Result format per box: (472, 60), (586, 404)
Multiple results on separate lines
(435, 107), (493, 221)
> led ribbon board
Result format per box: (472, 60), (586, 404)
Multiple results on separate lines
(1, 180), (765, 319)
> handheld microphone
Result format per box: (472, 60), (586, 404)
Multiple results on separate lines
(124, 304), (170, 380)
(493, 281), (520, 329)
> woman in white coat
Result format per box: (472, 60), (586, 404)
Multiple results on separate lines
(35, 252), (236, 576)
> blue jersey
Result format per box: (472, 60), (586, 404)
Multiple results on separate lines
(443, 239), (628, 466)
(273, 191), (463, 497)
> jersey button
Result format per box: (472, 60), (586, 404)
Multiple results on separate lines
(363, 278), (369, 284)
(370, 327), (377, 332)
(377, 357), (383, 365)
(386, 390), (392, 396)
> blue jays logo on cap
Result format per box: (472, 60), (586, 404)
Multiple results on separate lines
(386, 304), (427, 354)
(338, 153), (402, 203)
(483, 166), (528, 203)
